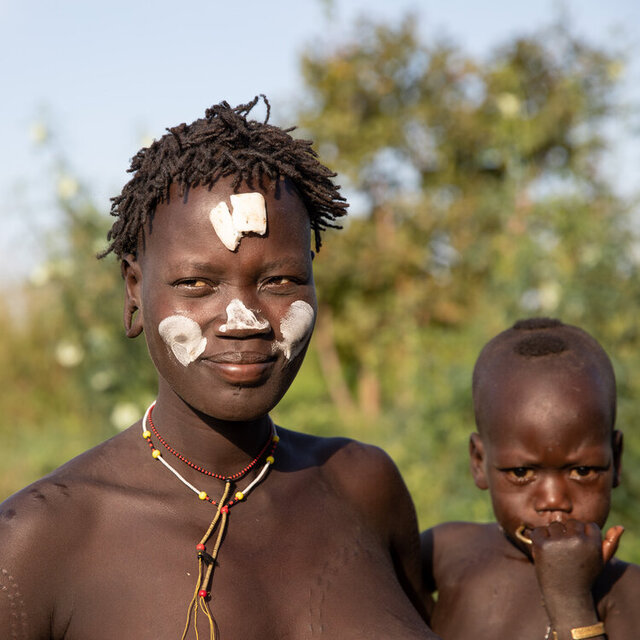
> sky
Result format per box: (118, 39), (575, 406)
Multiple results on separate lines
(2, 0), (639, 283)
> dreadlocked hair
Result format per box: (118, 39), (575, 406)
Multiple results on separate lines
(100, 95), (348, 259)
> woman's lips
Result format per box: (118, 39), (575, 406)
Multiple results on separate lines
(200, 351), (276, 384)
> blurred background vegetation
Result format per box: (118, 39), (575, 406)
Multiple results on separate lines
(3, 13), (640, 562)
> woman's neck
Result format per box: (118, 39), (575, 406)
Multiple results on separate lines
(148, 388), (274, 478)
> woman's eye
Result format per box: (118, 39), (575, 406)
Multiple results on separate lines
(176, 279), (211, 290)
(262, 276), (299, 291)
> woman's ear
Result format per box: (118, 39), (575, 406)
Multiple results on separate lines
(469, 432), (489, 490)
(612, 429), (623, 488)
(121, 254), (144, 338)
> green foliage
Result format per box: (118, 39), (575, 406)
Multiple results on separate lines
(2, 13), (640, 570)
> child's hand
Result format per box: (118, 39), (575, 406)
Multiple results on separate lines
(530, 520), (604, 624)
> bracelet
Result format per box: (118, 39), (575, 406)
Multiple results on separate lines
(545, 622), (606, 640)
(571, 622), (605, 640)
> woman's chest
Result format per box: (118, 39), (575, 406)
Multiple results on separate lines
(59, 489), (426, 639)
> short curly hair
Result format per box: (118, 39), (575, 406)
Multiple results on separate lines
(472, 317), (617, 431)
(101, 95), (348, 259)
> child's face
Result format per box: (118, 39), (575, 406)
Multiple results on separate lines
(128, 176), (317, 422)
(470, 362), (621, 554)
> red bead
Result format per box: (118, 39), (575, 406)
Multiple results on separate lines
(196, 543), (205, 551)
(221, 505), (229, 514)
(198, 589), (208, 598)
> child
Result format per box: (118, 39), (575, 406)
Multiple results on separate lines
(421, 317), (640, 640)
(0, 97), (439, 640)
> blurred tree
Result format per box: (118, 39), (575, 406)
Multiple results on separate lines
(293, 16), (640, 559)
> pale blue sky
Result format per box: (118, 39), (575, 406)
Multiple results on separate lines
(2, 0), (639, 282)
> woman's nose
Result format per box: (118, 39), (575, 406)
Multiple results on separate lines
(215, 298), (271, 337)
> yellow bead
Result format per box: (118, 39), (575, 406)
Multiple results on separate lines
(198, 491), (208, 501)
(142, 430), (151, 439)
(152, 449), (161, 459)
(235, 491), (245, 501)
(266, 456), (275, 464)
(272, 434), (280, 443)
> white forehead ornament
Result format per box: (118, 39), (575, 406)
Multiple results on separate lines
(220, 299), (270, 333)
(209, 192), (267, 251)
(158, 315), (207, 367)
(273, 301), (316, 361)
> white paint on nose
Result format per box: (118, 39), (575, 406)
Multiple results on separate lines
(158, 315), (207, 366)
(219, 298), (270, 333)
(209, 192), (267, 251)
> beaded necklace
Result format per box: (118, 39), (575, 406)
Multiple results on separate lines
(141, 402), (279, 640)
(147, 405), (275, 481)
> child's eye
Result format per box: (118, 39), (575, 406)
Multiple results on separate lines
(505, 468), (534, 482)
(569, 466), (599, 480)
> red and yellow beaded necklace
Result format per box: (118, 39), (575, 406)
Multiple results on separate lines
(141, 401), (279, 640)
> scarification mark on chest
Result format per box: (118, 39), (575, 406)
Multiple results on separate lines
(307, 542), (363, 636)
(1, 568), (29, 640)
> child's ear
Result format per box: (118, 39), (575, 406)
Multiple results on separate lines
(612, 429), (623, 488)
(121, 254), (144, 338)
(469, 432), (489, 490)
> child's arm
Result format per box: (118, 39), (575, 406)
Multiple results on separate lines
(530, 520), (629, 639)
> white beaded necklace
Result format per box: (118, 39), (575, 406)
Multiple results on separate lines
(141, 401), (277, 506)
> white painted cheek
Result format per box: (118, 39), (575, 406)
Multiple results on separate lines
(158, 315), (207, 367)
(219, 299), (270, 333)
(209, 192), (267, 251)
(273, 301), (316, 361)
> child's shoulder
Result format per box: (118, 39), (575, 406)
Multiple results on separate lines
(595, 557), (640, 632)
(421, 522), (509, 597)
(421, 522), (501, 572)
(600, 556), (640, 602)
(422, 521), (500, 553)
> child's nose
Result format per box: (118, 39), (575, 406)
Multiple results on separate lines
(533, 473), (572, 514)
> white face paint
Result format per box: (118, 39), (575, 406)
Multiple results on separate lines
(158, 315), (207, 367)
(273, 300), (315, 361)
(219, 299), (270, 333)
(209, 192), (267, 251)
